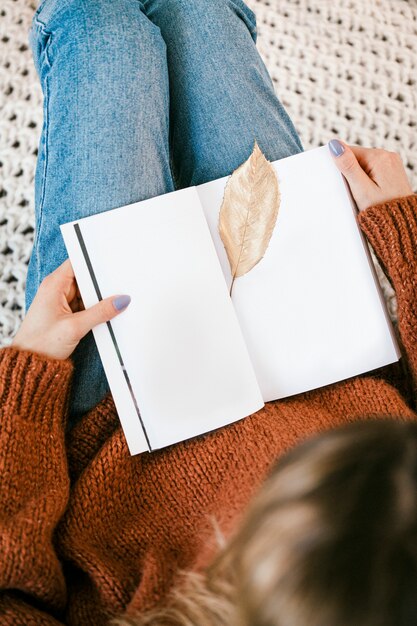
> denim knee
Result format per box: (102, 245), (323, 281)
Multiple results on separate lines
(144, 0), (257, 42)
(29, 0), (167, 88)
(147, 0), (255, 21)
(34, 0), (145, 28)
(31, 0), (162, 54)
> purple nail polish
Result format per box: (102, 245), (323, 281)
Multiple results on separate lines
(329, 139), (345, 157)
(113, 295), (131, 311)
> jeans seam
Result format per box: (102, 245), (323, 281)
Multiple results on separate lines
(32, 20), (53, 286)
(232, 0), (257, 41)
(32, 0), (49, 23)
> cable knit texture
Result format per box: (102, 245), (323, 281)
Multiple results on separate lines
(0, 195), (417, 625)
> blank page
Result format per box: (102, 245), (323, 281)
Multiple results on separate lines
(61, 186), (263, 454)
(196, 145), (400, 401)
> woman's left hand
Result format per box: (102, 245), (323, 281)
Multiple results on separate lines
(12, 259), (131, 361)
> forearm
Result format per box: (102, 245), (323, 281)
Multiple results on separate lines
(358, 193), (417, 397)
(0, 347), (73, 618)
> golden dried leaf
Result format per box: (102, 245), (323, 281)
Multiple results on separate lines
(218, 140), (281, 295)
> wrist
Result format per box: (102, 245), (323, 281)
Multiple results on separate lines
(11, 331), (71, 362)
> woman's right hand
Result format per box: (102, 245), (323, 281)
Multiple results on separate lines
(328, 139), (414, 211)
(12, 259), (131, 362)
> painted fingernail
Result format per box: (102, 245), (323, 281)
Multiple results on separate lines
(328, 139), (345, 157)
(113, 295), (131, 311)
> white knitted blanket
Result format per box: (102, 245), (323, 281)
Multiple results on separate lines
(1, 0), (416, 345)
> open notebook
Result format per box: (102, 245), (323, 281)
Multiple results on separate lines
(60, 145), (400, 455)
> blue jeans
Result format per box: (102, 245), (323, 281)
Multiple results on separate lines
(26, 0), (304, 423)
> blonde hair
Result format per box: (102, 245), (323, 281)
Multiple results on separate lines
(115, 420), (417, 626)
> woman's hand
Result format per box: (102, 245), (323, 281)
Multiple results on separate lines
(12, 259), (131, 361)
(328, 139), (414, 211)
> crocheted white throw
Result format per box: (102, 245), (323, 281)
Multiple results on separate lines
(1, 0), (416, 345)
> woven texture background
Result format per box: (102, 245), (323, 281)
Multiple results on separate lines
(1, 0), (416, 345)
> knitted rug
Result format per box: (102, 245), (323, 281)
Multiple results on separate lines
(1, 0), (416, 345)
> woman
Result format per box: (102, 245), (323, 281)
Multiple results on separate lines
(117, 419), (417, 626)
(1, 0), (416, 623)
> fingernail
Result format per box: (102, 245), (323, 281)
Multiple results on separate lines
(113, 295), (131, 311)
(328, 139), (345, 157)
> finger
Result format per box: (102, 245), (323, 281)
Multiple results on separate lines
(348, 144), (388, 178)
(72, 294), (131, 339)
(49, 258), (74, 280)
(65, 279), (78, 305)
(49, 258), (78, 302)
(328, 139), (376, 203)
(348, 144), (379, 159)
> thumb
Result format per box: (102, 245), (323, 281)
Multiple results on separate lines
(328, 139), (373, 206)
(73, 294), (131, 339)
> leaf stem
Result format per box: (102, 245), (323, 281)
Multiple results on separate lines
(229, 276), (235, 297)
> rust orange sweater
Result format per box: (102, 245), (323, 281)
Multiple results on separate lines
(1, 195), (417, 625)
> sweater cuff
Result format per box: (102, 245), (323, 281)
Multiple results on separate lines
(0, 346), (74, 425)
(358, 194), (417, 282)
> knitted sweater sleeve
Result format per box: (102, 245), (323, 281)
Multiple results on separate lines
(0, 346), (74, 625)
(358, 193), (417, 400)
